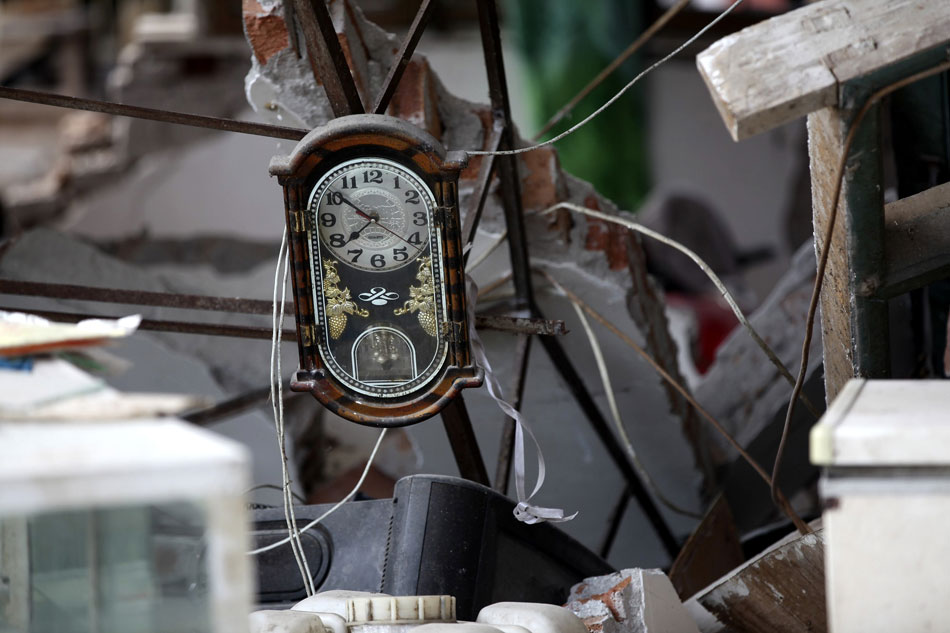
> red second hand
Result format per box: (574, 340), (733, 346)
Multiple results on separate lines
(339, 195), (423, 252)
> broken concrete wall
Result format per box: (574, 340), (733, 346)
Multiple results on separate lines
(566, 568), (700, 633)
(693, 242), (823, 530)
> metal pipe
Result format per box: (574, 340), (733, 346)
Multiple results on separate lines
(441, 395), (491, 486)
(293, 0), (365, 116)
(0, 86), (307, 140)
(373, 0), (435, 114)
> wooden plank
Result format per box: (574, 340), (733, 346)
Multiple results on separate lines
(669, 495), (745, 601)
(697, 0), (950, 140)
(690, 526), (826, 633)
(807, 108), (856, 403)
(878, 181), (950, 298)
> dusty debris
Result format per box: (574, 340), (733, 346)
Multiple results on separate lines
(668, 495), (744, 601)
(2, 13), (251, 228)
(566, 569), (700, 633)
(694, 241), (824, 530)
(685, 524), (825, 633)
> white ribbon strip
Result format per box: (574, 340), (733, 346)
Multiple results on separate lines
(465, 276), (576, 525)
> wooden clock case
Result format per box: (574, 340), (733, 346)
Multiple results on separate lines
(269, 115), (483, 427)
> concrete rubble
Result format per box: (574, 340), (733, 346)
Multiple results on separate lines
(685, 524), (825, 633)
(3, 11), (250, 229)
(694, 241), (824, 530)
(566, 569), (700, 633)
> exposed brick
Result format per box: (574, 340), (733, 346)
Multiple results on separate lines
(243, 0), (289, 65)
(582, 196), (629, 271)
(519, 145), (559, 211)
(566, 569), (700, 633)
(388, 58), (441, 141)
(459, 106), (495, 182)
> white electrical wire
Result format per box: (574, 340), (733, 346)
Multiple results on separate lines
(541, 201), (821, 418)
(567, 298), (702, 519)
(269, 230), (315, 594)
(244, 483), (307, 504)
(248, 428), (388, 556)
(467, 0), (745, 156)
(466, 229), (508, 271)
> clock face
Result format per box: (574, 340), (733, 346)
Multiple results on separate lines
(311, 159), (430, 272)
(306, 157), (448, 399)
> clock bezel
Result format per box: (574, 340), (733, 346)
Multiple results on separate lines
(309, 157), (434, 274)
(270, 114), (483, 428)
(308, 156), (449, 399)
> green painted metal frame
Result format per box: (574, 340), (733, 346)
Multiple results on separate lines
(832, 45), (950, 382)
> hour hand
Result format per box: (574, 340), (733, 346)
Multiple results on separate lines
(343, 218), (374, 245)
(340, 195), (374, 221)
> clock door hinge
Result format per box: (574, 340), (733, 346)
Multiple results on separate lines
(290, 209), (308, 233)
(441, 320), (466, 343)
(299, 324), (317, 347)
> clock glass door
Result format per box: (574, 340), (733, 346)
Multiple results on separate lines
(307, 157), (448, 398)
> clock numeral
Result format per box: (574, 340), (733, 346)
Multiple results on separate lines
(393, 247), (408, 262)
(347, 248), (363, 263)
(325, 191), (344, 205)
(413, 211), (426, 226)
(370, 254), (386, 269)
(405, 190), (420, 204)
(320, 213), (336, 227)
(407, 231), (423, 246)
(393, 176), (401, 189)
(341, 175), (357, 190)
(363, 169), (383, 184)
(329, 234), (346, 247)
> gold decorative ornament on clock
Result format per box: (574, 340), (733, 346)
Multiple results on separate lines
(270, 114), (483, 427)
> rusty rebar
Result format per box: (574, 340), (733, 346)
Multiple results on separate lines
(0, 86), (307, 140)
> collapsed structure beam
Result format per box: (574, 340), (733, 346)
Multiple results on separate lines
(373, 0), (436, 114)
(0, 86), (307, 140)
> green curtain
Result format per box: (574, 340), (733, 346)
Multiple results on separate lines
(506, 0), (650, 210)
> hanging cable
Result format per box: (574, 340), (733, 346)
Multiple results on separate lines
(772, 59), (950, 512)
(245, 483), (307, 505)
(249, 429), (388, 556)
(558, 283), (703, 519)
(467, 0), (745, 156)
(541, 202), (822, 419)
(269, 230), (315, 594)
(532, 0), (691, 141)
(535, 268), (809, 534)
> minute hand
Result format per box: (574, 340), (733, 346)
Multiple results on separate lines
(340, 195), (423, 253)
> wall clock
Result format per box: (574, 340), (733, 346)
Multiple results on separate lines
(270, 114), (483, 427)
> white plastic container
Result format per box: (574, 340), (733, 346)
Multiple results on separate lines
(811, 379), (950, 632)
(252, 594), (585, 633)
(0, 418), (252, 633)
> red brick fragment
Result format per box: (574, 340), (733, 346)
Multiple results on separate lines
(519, 146), (559, 211)
(388, 58), (442, 141)
(582, 196), (629, 271)
(243, 0), (289, 65)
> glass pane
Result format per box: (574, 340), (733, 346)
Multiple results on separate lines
(0, 501), (211, 633)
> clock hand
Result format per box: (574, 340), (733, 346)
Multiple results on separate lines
(338, 194), (423, 253)
(340, 196), (374, 222)
(343, 218), (374, 245)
